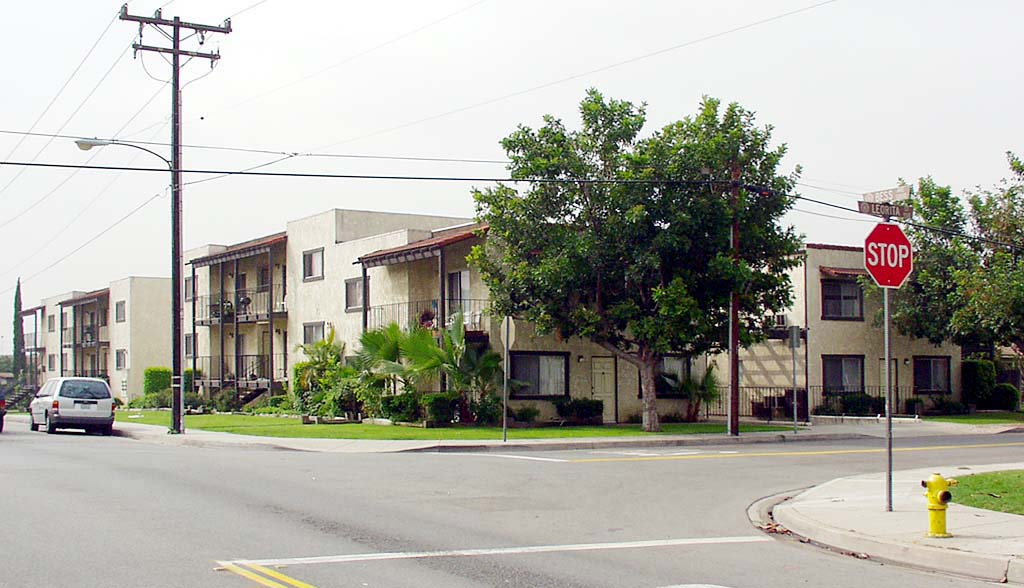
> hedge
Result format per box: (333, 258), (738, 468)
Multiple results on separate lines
(143, 367), (172, 395)
(962, 359), (996, 408)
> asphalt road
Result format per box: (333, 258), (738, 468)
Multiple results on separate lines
(3, 425), (1021, 588)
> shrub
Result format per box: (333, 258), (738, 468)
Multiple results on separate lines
(422, 392), (460, 425)
(213, 389), (242, 413)
(113, 397), (124, 408)
(904, 397), (924, 415)
(553, 397), (604, 424)
(183, 368), (200, 394)
(930, 394), (968, 415)
(184, 391), (203, 410)
(381, 392), (421, 422)
(962, 359), (996, 408)
(839, 393), (884, 416)
(514, 403), (540, 424)
(991, 383), (1021, 412)
(471, 392), (503, 425)
(144, 367), (172, 395)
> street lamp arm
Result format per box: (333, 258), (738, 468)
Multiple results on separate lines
(74, 138), (172, 169)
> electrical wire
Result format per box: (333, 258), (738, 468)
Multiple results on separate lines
(0, 14), (120, 199)
(230, 0), (270, 18)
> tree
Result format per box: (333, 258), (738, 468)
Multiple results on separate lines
(470, 90), (802, 431)
(870, 178), (982, 346)
(12, 278), (26, 383)
(952, 152), (1024, 352)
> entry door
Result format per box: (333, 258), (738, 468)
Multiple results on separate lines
(591, 357), (616, 423)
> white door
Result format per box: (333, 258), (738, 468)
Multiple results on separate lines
(591, 357), (616, 423)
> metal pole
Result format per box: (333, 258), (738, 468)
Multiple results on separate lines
(170, 16), (184, 434)
(502, 317), (509, 443)
(728, 165), (741, 436)
(792, 331), (798, 434)
(885, 286), (893, 512)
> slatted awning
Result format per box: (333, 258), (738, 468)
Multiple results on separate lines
(358, 224), (487, 269)
(191, 232), (287, 267)
(59, 288), (110, 307)
(820, 266), (868, 278)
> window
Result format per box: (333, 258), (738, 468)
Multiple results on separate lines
(48, 354), (55, 371)
(184, 277), (195, 301)
(115, 349), (127, 371)
(303, 248), (324, 281)
(99, 308), (108, 327)
(657, 356), (691, 396)
(115, 300), (126, 323)
(47, 314), (55, 332)
(914, 356), (950, 394)
(822, 280), (862, 320)
(510, 352), (568, 397)
(447, 270), (471, 316)
(303, 322), (325, 344)
(822, 355), (864, 393)
(62, 353), (67, 372)
(258, 267), (270, 288)
(184, 334), (194, 358)
(345, 277), (367, 312)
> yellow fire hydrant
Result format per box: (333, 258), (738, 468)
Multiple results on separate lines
(921, 473), (958, 538)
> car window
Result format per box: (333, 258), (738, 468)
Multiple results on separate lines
(59, 380), (111, 400)
(37, 382), (53, 397)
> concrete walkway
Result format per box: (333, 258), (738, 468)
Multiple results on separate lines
(771, 463), (1024, 584)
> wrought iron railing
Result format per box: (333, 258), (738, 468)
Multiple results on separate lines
(194, 289), (286, 323)
(808, 385), (916, 416)
(191, 354), (288, 384)
(704, 386), (809, 422)
(366, 298), (490, 332)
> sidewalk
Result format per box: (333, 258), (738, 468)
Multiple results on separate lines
(770, 463), (1024, 584)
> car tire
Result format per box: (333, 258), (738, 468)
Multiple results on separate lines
(29, 413), (39, 432)
(45, 412), (57, 434)
(0, 417), (4, 433)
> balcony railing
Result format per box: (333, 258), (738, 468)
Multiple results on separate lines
(191, 354), (288, 384)
(194, 288), (286, 324)
(366, 298), (490, 332)
(24, 332), (43, 350)
(79, 325), (109, 346)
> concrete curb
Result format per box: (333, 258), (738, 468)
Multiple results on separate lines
(773, 495), (1014, 583)
(398, 433), (872, 453)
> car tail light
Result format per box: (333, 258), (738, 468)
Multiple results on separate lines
(0, 398), (6, 410)
(111, 402), (117, 416)
(52, 398), (60, 415)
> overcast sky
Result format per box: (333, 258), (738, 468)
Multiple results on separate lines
(2, 0), (1022, 352)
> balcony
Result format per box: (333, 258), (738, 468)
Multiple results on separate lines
(194, 287), (286, 326)
(79, 325), (109, 347)
(24, 332), (43, 350)
(191, 354), (288, 389)
(366, 298), (490, 334)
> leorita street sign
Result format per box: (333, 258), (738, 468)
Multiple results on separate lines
(864, 223), (913, 288)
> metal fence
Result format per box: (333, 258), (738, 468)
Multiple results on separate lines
(809, 385), (917, 416)
(367, 299), (490, 332)
(704, 386), (810, 423)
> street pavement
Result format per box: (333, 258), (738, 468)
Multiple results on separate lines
(4, 411), (1019, 585)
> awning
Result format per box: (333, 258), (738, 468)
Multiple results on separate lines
(820, 266), (868, 278)
(191, 232), (287, 267)
(59, 288), (110, 307)
(358, 224), (487, 269)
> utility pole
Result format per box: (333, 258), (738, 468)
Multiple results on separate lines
(728, 164), (742, 437)
(119, 4), (231, 434)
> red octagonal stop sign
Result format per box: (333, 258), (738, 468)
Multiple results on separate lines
(864, 223), (913, 288)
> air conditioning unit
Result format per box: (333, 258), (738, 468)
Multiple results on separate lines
(773, 314), (788, 328)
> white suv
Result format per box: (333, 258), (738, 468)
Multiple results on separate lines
(29, 377), (115, 436)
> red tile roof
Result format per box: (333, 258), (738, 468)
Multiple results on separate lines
(191, 231), (287, 266)
(359, 224), (487, 267)
(820, 266), (868, 278)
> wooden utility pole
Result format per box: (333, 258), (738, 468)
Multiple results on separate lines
(119, 4), (231, 434)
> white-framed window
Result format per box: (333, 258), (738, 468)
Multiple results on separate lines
(115, 300), (127, 323)
(47, 314), (55, 332)
(822, 280), (862, 320)
(184, 334), (194, 358)
(913, 356), (950, 393)
(303, 248), (324, 281)
(184, 276), (195, 301)
(115, 349), (127, 371)
(510, 352), (568, 398)
(303, 321), (325, 345)
(822, 355), (864, 393)
(344, 277), (366, 312)
(48, 354), (55, 371)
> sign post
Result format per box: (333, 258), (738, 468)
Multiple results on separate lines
(864, 221), (914, 513)
(789, 325), (801, 434)
(499, 317), (516, 443)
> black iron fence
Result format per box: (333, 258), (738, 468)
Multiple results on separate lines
(704, 386), (810, 423)
(191, 354), (288, 384)
(194, 288), (287, 324)
(809, 385), (916, 416)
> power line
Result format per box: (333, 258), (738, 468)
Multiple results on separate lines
(0, 15), (122, 199)
(314, 0), (842, 151)
(230, 0), (271, 18)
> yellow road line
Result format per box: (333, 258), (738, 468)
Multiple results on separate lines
(248, 564), (318, 588)
(569, 441), (1024, 463)
(218, 562), (312, 588)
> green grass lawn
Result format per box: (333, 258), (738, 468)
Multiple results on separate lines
(926, 411), (1024, 425)
(116, 410), (792, 440)
(952, 470), (1024, 516)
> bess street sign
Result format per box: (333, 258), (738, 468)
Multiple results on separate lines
(859, 185), (913, 219)
(864, 223), (913, 288)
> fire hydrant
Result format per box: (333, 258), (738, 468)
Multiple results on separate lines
(921, 473), (958, 538)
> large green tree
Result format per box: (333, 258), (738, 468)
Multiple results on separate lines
(470, 90), (802, 431)
(12, 278), (26, 382)
(952, 152), (1024, 352)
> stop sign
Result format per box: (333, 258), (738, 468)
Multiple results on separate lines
(864, 223), (913, 288)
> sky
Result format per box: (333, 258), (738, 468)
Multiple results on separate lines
(1, 0), (1023, 353)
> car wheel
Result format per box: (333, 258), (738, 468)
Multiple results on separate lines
(45, 412), (57, 434)
(29, 413), (39, 432)
(0, 417), (4, 433)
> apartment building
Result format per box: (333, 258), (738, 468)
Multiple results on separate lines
(183, 209), (469, 398)
(21, 278), (171, 402)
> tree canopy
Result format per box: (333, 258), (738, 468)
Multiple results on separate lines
(470, 90), (802, 431)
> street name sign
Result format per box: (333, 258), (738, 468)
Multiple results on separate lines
(864, 223), (913, 288)
(863, 186), (910, 203)
(858, 200), (913, 219)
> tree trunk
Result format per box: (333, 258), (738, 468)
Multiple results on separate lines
(639, 358), (661, 432)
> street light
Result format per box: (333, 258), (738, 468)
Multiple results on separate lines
(74, 137), (185, 435)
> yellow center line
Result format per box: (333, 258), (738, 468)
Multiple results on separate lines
(248, 564), (318, 588)
(217, 565), (290, 585)
(569, 441), (1024, 463)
